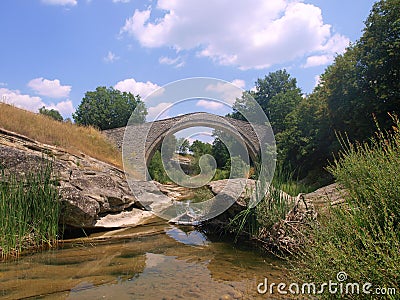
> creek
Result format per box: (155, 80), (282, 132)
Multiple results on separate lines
(0, 217), (290, 299)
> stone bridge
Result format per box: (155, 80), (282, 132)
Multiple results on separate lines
(103, 112), (275, 223)
(104, 112), (274, 179)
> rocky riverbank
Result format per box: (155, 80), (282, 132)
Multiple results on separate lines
(0, 127), (344, 249)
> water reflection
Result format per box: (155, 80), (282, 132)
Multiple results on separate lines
(165, 226), (209, 246)
(0, 219), (289, 299)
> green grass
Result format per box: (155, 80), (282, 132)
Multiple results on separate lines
(0, 160), (60, 260)
(292, 115), (400, 299)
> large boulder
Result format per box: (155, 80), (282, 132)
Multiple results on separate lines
(0, 128), (153, 228)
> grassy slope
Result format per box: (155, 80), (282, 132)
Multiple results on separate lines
(0, 103), (122, 168)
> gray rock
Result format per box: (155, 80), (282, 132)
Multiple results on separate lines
(0, 128), (154, 228)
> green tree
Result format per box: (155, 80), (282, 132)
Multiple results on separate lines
(211, 136), (230, 169)
(231, 70), (302, 132)
(189, 140), (213, 175)
(189, 140), (212, 157)
(320, 0), (400, 142)
(275, 91), (331, 180)
(39, 106), (63, 122)
(73, 86), (147, 130)
(253, 69), (299, 116)
(148, 150), (170, 183)
(268, 89), (303, 134)
(280, 0), (400, 183)
(357, 0), (400, 130)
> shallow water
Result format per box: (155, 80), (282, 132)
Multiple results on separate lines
(0, 218), (290, 299)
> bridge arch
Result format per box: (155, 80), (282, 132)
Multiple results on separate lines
(104, 112), (272, 180)
(145, 112), (261, 166)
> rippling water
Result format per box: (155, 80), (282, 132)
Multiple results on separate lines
(0, 217), (290, 299)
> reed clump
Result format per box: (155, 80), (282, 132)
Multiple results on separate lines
(0, 160), (60, 260)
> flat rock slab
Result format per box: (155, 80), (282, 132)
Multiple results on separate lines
(94, 210), (154, 228)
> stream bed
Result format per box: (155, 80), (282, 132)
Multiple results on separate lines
(0, 217), (290, 299)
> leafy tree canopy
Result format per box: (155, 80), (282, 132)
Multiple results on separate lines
(189, 140), (212, 157)
(73, 86), (147, 130)
(39, 106), (63, 122)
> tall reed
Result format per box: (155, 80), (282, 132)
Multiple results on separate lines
(0, 160), (59, 259)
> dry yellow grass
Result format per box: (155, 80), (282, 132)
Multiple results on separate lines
(0, 103), (122, 168)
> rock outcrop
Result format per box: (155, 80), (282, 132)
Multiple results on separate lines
(0, 127), (152, 228)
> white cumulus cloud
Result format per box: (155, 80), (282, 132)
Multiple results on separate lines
(120, 0), (349, 69)
(303, 55), (332, 68)
(28, 77), (71, 98)
(0, 88), (74, 117)
(205, 79), (246, 105)
(41, 0), (77, 6)
(196, 99), (224, 110)
(1, 88), (43, 112)
(114, 78), (162, 98)
(303, 33), (349, 67)
(147, 102), (172, 121)
(48, 100), (75, 116)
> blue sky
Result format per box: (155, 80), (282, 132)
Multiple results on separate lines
(0, 0), (376, 121)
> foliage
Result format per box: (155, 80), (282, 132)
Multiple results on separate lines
(189, 140), (212, 157)
(229, 156), (249, 178)
(212, 168), (230, 181)
(293, 116), (400, 298)
(0, 103), (122, 168)
(0, 160), (59, 259)
(357, 0), (400, 130)
(230, 70), (305, 176)
(148, 150), (170, 184)
(39, 106), (63, 122)
(73, 86), (147, 130)
(211, 136), (230, 169)
(316, 0), (400, 144)
(176, 137), (190, 155)
(188, 140), (213, 174)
